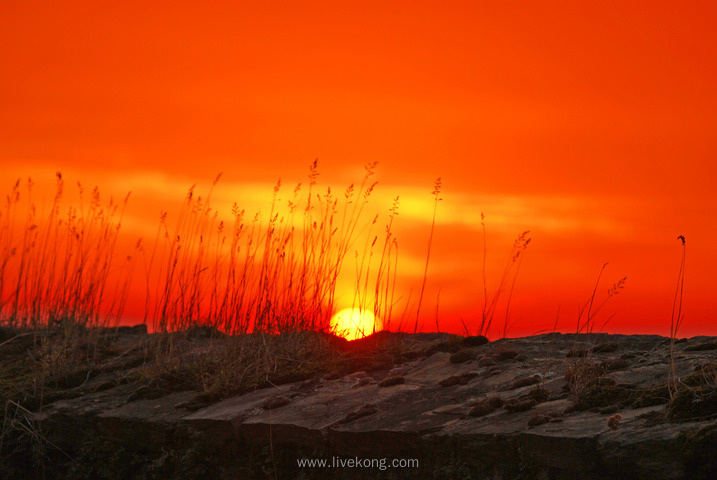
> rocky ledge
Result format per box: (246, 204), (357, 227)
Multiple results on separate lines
(3, 331), (716, 479)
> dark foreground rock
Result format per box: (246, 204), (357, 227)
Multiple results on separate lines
(4, 332), (717, 479)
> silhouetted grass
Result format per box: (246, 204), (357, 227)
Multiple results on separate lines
(476, 219), (531, 338)
(144, 161), (390, 337)
(1, 162), (541, 345)
(0, 173), (135, 331)
(575, 262), (626, 336)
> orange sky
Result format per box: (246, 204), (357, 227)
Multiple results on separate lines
(1, 1), (715, 338)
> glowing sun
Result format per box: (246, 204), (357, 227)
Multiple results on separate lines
(331, 308), (376, 341)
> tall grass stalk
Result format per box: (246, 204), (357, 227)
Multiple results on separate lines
(481, 213), (488, 327)
(415, 177), (442, 333)
(501, 232), (531, 338)
(668, 235), (686, 401)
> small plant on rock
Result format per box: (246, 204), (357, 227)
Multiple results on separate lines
(564, 359), (604, 404)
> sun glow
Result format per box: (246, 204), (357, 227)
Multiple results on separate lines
(331, 308), (377, 341)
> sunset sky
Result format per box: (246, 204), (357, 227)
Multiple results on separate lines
(1, 1), (715, 338)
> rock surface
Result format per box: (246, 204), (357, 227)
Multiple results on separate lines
(16, 333), (717, 478)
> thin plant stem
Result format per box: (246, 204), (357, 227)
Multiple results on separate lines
(415, 178), (442, 333)
(668, 235), (686, 401)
